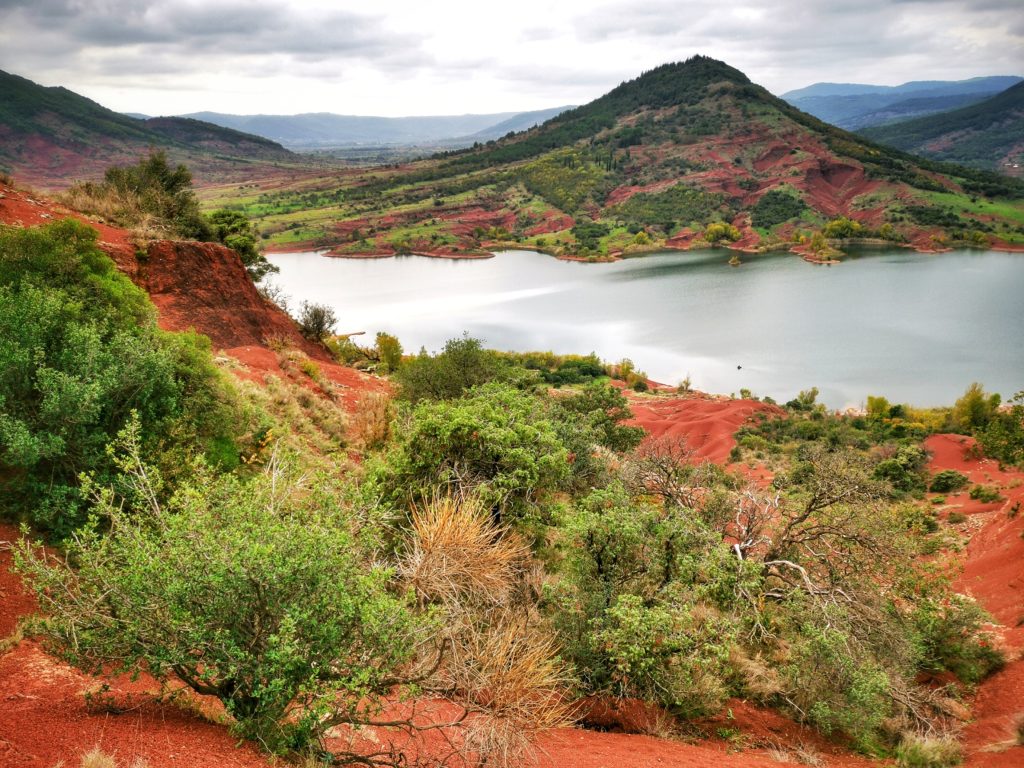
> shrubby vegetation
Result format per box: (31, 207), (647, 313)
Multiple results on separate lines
(62, 151), (273, 282)
(0, 219), (244, 535)
(5, 234), (1006, 768)
(751, 189), (807, 229)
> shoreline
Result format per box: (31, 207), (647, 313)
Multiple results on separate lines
(267, 236), (1024, 263)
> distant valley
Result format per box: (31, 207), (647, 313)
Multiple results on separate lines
(780, 75), (1021, 130)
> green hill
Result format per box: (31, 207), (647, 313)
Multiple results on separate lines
(859, 82), (1024, 171)
(210, 56), (1024, 256)
(0, 69), (298, 189)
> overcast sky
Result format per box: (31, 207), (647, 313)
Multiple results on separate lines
(1, 0), (1021, 117)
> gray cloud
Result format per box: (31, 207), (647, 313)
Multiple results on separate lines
(0, 0), (1020, 115)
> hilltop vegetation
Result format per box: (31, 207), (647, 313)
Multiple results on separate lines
(860, 81), (1024, 171)
(202, 57), (1024, 259)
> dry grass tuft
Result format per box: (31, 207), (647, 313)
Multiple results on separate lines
(348, 391), (393, 452)
(896, 733), (963, 768)
(730, 646), (784, 700)
(401, 495), (530, 609)
(451, 616), (575, 768)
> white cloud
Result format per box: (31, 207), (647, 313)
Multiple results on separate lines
(0, 0), (1020, 115)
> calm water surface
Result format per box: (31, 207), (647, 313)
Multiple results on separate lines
(266, 248), (1024, 408)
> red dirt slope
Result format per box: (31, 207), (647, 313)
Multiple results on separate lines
(0, 180), (386, 409)
(925, 434), (1024, 767)
(626, 394), (784, 463)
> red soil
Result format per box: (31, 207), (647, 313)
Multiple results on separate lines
(925, 434), (1024, 766)
(0, 181), (386, 409)
(626, 394), (784, 464)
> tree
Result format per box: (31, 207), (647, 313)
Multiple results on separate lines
(952, 382), (1001, 431)
(297, 301), (337, 341)
(370, 382), (570, 522)
(208, 209), (277, 282)
(374, 331), (403, 373)
(393, 334), (517, 403)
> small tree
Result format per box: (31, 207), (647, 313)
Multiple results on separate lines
(16, 439), (427, 755)
(375, 331), (403, 373)
(208, 209), (277, 282)
(297, 301), (337, 341)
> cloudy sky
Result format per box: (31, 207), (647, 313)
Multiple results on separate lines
(1, 0), (1021, 117)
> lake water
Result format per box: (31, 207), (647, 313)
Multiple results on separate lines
(266, 248), (1024, 409)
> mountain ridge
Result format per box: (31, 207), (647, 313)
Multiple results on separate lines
(859, 81), (1024, 172)
(781, 75), (1022, 129)
(0, 69), (301, 189)
(180, 106), (575, 148)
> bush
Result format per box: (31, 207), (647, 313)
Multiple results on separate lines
(549, 484), (736, 716)
(63, 151), (210, 240)
(393, 334), (520, 403)
(0, 220), (242, 534)
(208, 209), (277, 282)
(703, 221), (741, 243)
(969, 484), (1003, 504)
(296, 300), (337, 341)
(953, 382), (1000, 431)
(978, 390), (1024, 467)
(17, 442), (426, 755)
(929, 470), (969, 493)
(751, 189), (807, 229)
(374, 331), (403, 373)
(370, 382), (570, 522)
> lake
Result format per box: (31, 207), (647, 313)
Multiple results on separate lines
(266, 248), (1024, 409)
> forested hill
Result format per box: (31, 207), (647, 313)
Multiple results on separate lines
(859, 81), (1024, 172)
(0, 69), (299, 189)
(222, 56), (1024, 258)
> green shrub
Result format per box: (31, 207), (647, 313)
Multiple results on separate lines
(16, 441), (426, 754)
(370, 382), (570, 522)
(968, 484), (1003, 504)
(751, 189), (807, 228)
(208, 209), (276, 282)
(63, 151), (211, 239)
(912, 595), (1003, 684)
(374, 331), (403, 373)
(0, 220), (242, 534)
(393, 334), (521, 403)
(929, 470), (969, 493)
(296, 300), (337, 341)
(703, 221), (741, 243)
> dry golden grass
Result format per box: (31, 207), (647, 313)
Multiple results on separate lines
(348, 391), (393, 452)
(58, 184), (170, 241)
(401, 494), (573, 767)
(401, 495), (530, 609)
(451, 616), (575, 768)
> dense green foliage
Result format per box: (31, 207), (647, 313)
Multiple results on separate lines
(0, 220), (242, 535)
(612, 184), (729, 233)
(17, 441), (426, 754)
(393, 334), (522, 403)
(208, 209), (277, 281)
(978, 391), (1024, 467)
(751, 189), (808, 229)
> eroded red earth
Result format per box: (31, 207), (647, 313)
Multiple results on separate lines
(1, 181), (1021, 766)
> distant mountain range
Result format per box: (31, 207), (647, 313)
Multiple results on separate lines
(0, 69), (298, 189)
(178, 106), (574, 149)
(860, 81), (1024, 171)
(781, 76), (1022, 130)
